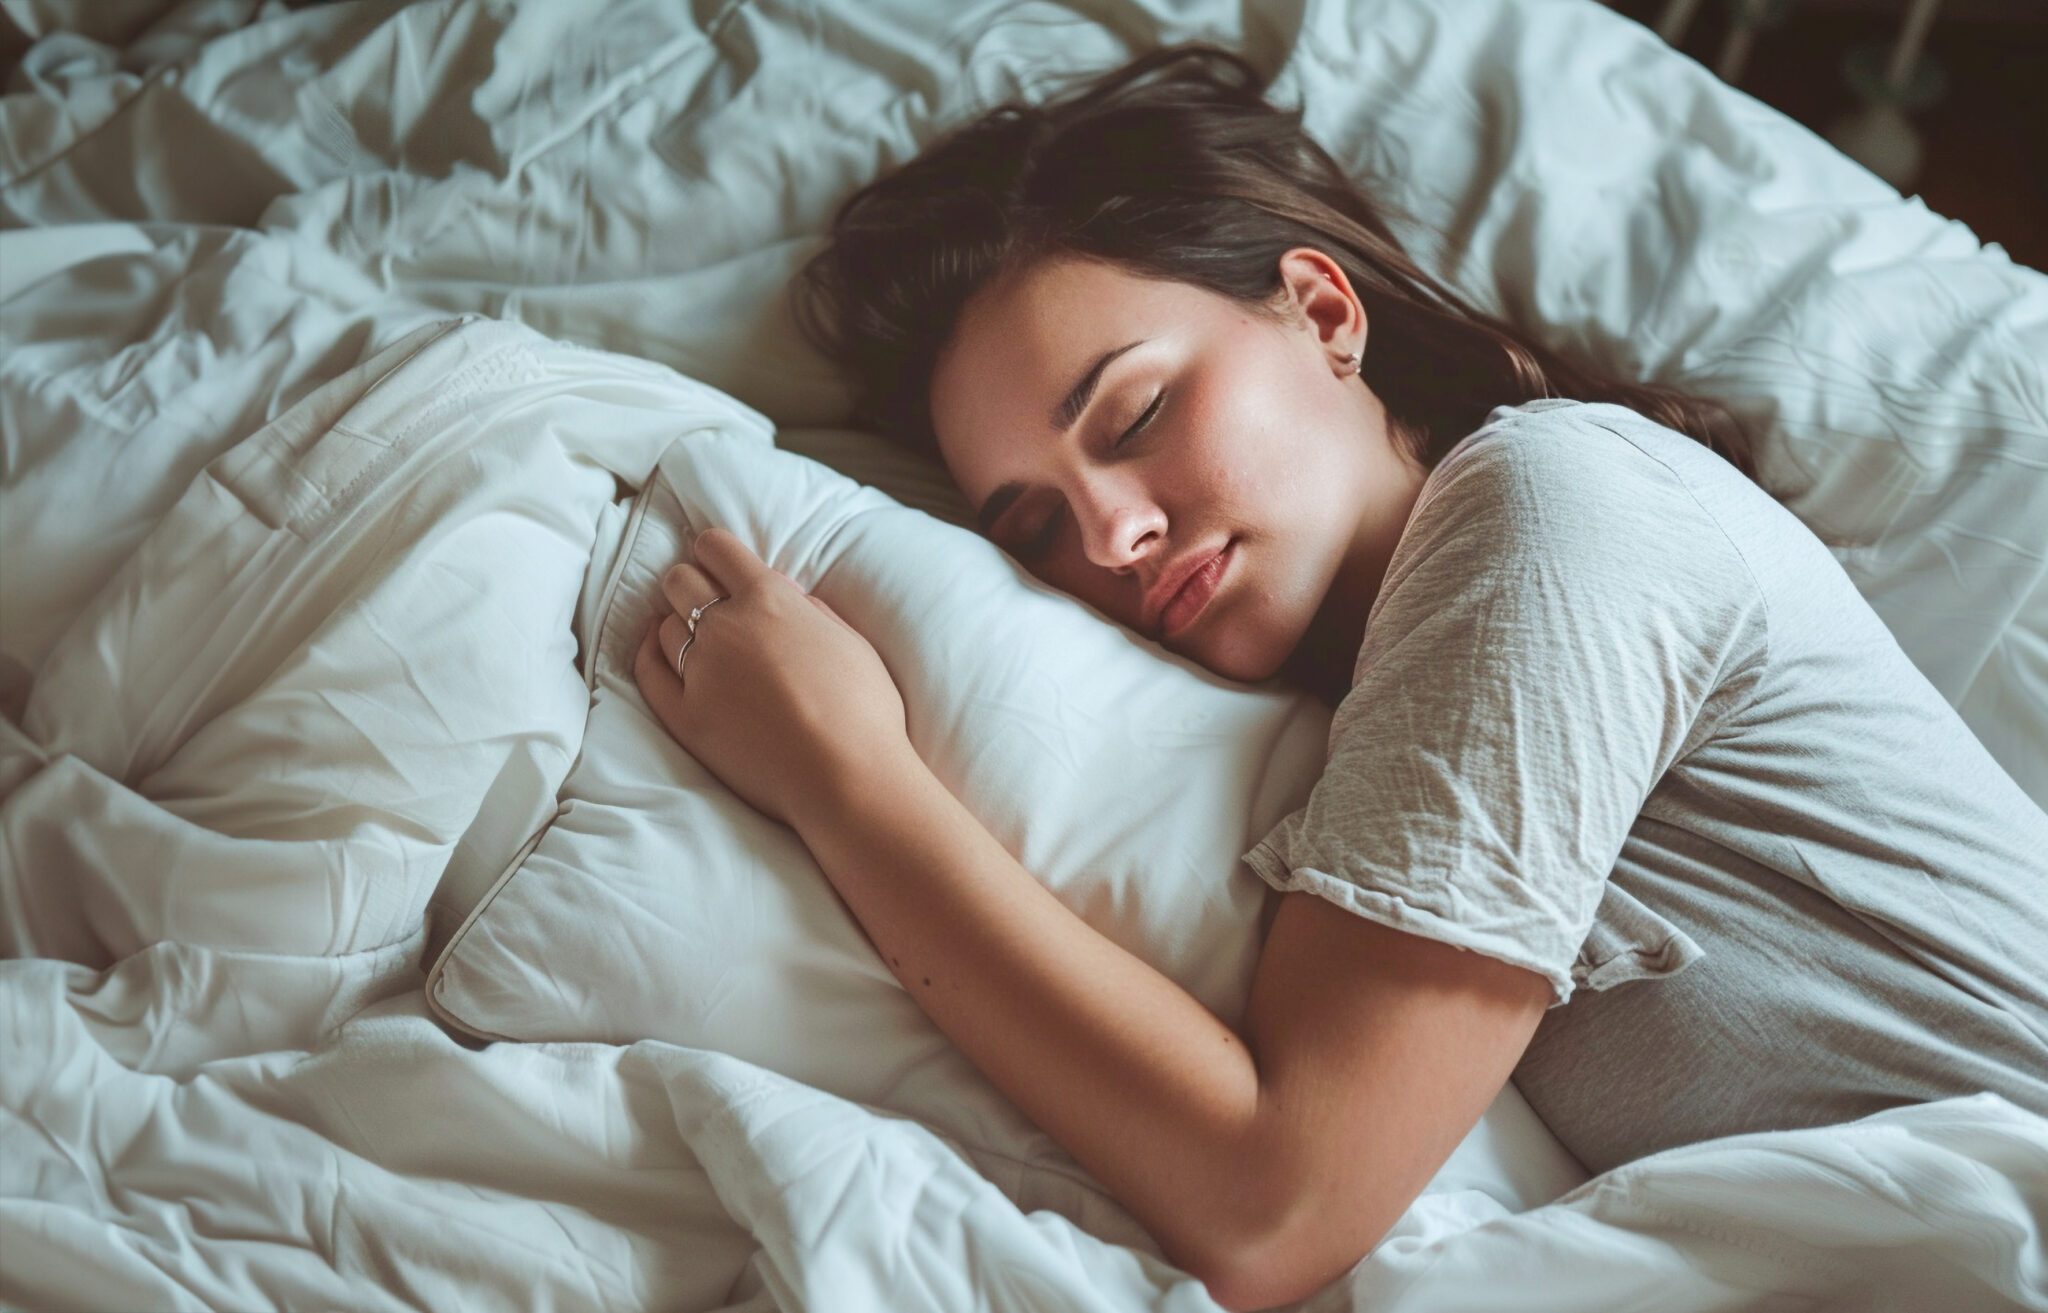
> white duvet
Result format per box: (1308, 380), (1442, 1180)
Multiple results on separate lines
(10, 940), (2048, 1312)
(4, 0), (2047, 1309)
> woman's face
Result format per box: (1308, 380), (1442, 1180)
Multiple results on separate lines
(928, 250), (1427, 683)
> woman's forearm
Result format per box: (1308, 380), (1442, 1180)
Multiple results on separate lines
(793, 745), (1266, 1279)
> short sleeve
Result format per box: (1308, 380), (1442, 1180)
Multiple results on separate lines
(1243, 402), (1767, 1004)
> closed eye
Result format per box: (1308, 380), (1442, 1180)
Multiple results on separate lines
(1114, 390), (1166, 449)
(1016, 505), (1065, 562)
(1009, 388), (1165, 562)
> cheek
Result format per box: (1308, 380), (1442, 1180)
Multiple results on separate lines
(1174, 374), (1293, 520)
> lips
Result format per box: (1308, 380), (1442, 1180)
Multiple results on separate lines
(1146, 541), (1235, 639)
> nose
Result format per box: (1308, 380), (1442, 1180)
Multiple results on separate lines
(1070, 469), (1165, 572)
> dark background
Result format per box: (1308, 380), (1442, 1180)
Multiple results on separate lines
(1602, 0), (2048, 271)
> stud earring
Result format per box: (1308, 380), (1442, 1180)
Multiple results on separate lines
(1338, 351), (1362, 376)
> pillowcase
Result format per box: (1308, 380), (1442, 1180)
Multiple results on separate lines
(427, 426), (1310, 1133)
(426, 424), (1589, 1230)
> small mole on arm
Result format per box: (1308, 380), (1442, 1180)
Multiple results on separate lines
(922, 977), (932, 987)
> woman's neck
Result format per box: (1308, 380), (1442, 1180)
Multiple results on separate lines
(1282, 603), (1365, 708)
(1285, 411), (1434, 708)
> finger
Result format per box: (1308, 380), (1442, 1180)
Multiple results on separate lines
(634, 626), (690, 731)
(690, 526), (776, 596)
(657, 612), (693, 676)
(660, 561), (720, 616)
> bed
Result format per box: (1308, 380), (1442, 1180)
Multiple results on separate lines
(2, 0), (2045, 1309)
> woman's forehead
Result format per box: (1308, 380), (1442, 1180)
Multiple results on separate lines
(931, 258), (1207, 470)
(959, 256), (1189, 353)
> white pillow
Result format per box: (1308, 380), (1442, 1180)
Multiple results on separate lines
(426, 425), (1589, 1230)
(427, 429), (1307, 1132)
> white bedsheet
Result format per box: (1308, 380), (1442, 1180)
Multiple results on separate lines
(5, 0), (2047, 1308)
(9, 938), (2048, 1311)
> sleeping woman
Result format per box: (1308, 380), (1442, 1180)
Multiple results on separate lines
(630, 46), (2048, 1311)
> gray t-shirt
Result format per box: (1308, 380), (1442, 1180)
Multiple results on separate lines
(1243, 398), (2048, 1172)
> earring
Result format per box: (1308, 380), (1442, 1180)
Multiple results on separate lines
(1337, 351), (1361, 376)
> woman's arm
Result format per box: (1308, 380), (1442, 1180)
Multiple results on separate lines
(786, 753), (1548, 1302)
(786, 751), (1550, 1310)
(634, 530), (1550, 1311)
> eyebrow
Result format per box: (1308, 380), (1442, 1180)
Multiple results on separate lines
(1050, 339), (1143, 433)
(976, 339), (1145, 534)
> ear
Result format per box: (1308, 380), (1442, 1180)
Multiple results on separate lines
(1276, 247), (1368, 376)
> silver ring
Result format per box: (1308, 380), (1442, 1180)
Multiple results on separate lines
(687, 594), (729, 636)
(675, 593), (728, 684)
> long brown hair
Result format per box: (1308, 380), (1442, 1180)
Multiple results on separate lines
(794, 43), (1753, 478)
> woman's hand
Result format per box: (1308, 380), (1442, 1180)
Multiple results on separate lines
(632, 527), (913, 831)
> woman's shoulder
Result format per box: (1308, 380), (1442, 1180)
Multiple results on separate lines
(1436, 398), (1720, 489)
(1380, 397), (1779, 636)
(1413, 398), (1726, 535)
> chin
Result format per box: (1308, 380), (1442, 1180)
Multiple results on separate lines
(1183, 632), (1291, 686)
